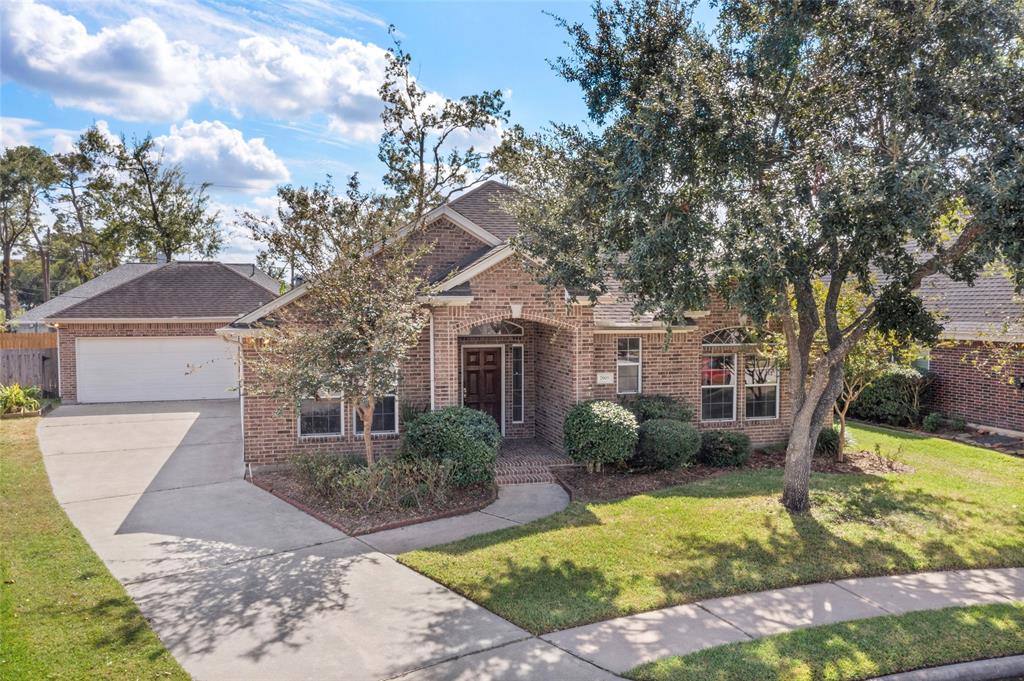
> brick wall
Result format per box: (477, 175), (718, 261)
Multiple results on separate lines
(592, 300), (793, 447)
(925, 341), (1024, 433)
(56, 321), (225, 403)
(407, 216), (490, 279)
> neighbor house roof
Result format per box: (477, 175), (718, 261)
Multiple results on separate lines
(921, 270), (1024, 342)
(15, 263), (156, 324)
(46, 261), (281, 322)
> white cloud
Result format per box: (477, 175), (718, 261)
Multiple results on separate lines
(153, 120), (290, 191)
(0, 118), (40, 149)
(206, 36), (388, 142)
(1, 1), (204, 121)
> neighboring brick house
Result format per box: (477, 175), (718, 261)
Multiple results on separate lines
(225, 181), (794, 466)
(920, 273), (1024, 433)
(40, 261), (279, 403)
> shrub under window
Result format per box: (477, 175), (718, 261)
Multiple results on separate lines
(633, 419), (701, 470)
(402, 406), (500, 487)
(697, 430), (751, 467)
(564, 400), (639, 472)
(621, 394), (695, 423)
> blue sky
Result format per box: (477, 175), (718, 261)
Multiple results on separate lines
(0, 1), (712, 259)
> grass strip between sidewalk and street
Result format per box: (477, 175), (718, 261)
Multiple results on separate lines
(626, 601), (1024, 681)
(0, 417), (188, 680)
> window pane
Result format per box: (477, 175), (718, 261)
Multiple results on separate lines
(702, 355), (735, 386)
(300, 399), (341, 435)
(701, 387), (735, 420)
(618, 364), (639, 393)
(355, 395), (397, 433)
(745, 386), (778, 418)
(512, 346), (524, 423)
(617, 337), (640, 361)
(744, 356), (778, 386)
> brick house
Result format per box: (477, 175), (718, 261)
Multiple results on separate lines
(224, 182), (794, 466)
(920, 273), (1024, 434)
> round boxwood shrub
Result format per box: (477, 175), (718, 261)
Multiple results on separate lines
(621, 394), (695, 423)
(697, 430), (751, 467)
(633, 419), (701, 470)
(815, 427), (841, 459)
(402, 406), (500, 487)
(564, 400), (638, 472)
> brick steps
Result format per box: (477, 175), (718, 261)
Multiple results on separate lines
(496, 438), (575, 486)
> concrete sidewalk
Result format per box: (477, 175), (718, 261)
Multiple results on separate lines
(543, 567), (1024, 674)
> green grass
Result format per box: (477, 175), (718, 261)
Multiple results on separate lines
(0, 417), (188, 680)
(627, 602), (1024, 681)
(400, 424), (1024, 633)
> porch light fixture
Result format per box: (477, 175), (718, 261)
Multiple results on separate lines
(509, 303), (523, 319)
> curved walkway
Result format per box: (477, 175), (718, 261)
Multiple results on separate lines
(543, 567), (1024, 675)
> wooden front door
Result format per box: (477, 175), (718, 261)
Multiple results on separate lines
(463, 347), (502, 428)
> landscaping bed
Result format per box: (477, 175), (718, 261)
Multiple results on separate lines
(555, 446), (912, 503)
(252, 468), (495, 535)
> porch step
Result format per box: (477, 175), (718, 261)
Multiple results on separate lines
(495, 438), (575, 486)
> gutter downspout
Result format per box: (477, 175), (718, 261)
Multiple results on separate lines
(429, 311), (435, 411)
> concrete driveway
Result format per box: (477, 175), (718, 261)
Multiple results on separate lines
(39, 401), (615, 681)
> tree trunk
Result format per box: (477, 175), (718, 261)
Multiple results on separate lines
(360, 397), (377, 467)
(2, 243), (12, 321)
(41, 246), (51, 302)
(836, 405), (848, 463)
(782, 363), (844, 512)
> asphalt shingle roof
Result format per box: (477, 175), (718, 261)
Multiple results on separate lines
(47, 261), (280, 320)
(921, 270), (1024, 340)
(449, 181), (523, 242)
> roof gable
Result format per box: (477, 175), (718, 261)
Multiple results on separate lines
(48, 261), (280, 321)
(449, 180), (522, 242)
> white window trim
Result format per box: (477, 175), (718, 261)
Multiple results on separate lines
(352, 394), (400, 436)
(616, 337), (642, 395)
(744, 356), (780, 421)
(511, 343), (525, 424)
(701, 353), (737, 422)
(298, 398), (344, 439)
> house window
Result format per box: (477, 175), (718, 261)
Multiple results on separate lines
(702, 327), (758, 347)
(912, 350), (931, 373)
(617, 337), (642, 394)
(299, 399), (343, 437)
(701, 355), (736, 421)
(354, 395), (398, 434)
(745, 356), (779, 419)
(511, 345), (524, 423)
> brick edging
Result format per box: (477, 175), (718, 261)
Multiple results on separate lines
(249, 475), (498, 536)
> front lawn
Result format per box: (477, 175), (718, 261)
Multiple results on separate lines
(0, 417), (188, 680)
(628, 602), (1024, 681)
(400, 424), (1024, 633)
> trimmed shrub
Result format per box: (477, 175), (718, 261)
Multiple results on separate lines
(815, 427), (841, 458)
(633, 419), (701, 470)
(402, 406), (500, 487)
(849, 365), (931, 426)
(564, 400), (639, 472)
(293, 453), (456, 512)
(922, 412), (943, 433)
(949, 416), (967, 432)
(621, 394), (695, 423)
(697, 430), (751, 467)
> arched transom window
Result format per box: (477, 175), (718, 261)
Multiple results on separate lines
(702, 327), (758, 347)
(465, 320), (524, 337)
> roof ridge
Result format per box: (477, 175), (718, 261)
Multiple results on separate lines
(213, 261), (279, 294)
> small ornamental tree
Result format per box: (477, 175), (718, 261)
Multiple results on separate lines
(242, 37), (506, 465)
(496, 0), (1024, 511)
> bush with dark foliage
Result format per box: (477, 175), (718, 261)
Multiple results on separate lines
(565, 400), (639, 472)
(697, 430), (751, 467)
(633, 418), (702, 470)
(402, 406), (500, 486)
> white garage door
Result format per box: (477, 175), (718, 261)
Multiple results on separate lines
(76, 337), (239, 403)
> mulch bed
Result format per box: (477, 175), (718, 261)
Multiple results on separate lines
(251, 469), (496, 535)
(554, 448), (913, 503)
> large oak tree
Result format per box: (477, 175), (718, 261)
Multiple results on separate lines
(496, 0), (1024, 510)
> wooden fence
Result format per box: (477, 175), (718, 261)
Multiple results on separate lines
(1, 334), (59, 395)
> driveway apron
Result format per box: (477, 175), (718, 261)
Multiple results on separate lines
(38, 401), (608, 681)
